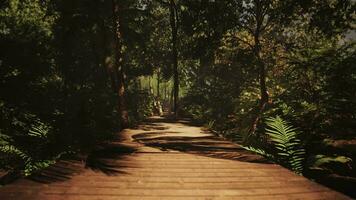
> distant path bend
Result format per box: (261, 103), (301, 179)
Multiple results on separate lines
(0, 116), (350, 200)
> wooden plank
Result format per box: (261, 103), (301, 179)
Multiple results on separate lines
(0, 116), (351, 200)
(2, 180), (325, 190)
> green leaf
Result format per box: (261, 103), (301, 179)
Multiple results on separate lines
(266, 116), (305, 174)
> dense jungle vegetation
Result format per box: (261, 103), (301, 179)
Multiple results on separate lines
(0, 0), (355, 196)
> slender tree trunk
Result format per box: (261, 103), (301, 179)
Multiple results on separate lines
(157, 68), (160, 99)
(169, 0), (179, 117)
(164, 82), (167, 102)
(250, 0), (269, 134)
(148, 76), (151, 90)
(98, 19), (117, 94)
(254, 38), (269, 109)
(108, 63), (118, 93)
(112, 0), (129, 128)
(199, 51), (214, 87)
(101, 24), (117, 93)
(169, 86), (174, 114)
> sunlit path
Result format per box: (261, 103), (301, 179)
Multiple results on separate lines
(0, 116), (350, 200)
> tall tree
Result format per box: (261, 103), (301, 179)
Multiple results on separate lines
(235, 0), (355, 134)
(169, 0), (179, 116)
(112, 0), (129, 128)
(241, 0), (271, 134)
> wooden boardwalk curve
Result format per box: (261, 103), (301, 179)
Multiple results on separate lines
(0, 116), (351, 200)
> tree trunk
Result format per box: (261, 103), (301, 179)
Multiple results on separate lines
(112, 0), (129, 128)
(169, 0), (179, 117)
(169, 86), (174, 114)
(148, 76), (151, 91)
(164, 81), (167, 102)
(199, 50), (214, 87)
(254, 38), (269, 109)
(250, 0), (269, 134)
(157, 68), (160, 99)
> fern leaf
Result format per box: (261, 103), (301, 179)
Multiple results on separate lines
(265, 116), (305, 174)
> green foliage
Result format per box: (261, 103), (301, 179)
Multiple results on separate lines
(206, 120), (215, 130)
(0, 0), (128, 174)
(0, 0), (355, 189)
(127, 85), (155, 124)
(0, 0), (61, 174)
(265, 116), (305, 174)
(0, 0), (57, 38)
(0, 143), (68, 176)
(0, 116), (65, 175)
(242, 145), (274, 160)
(28, 119), (51, 138)
(307, 154), (353, 177)
(0, 145), (30, 164)
(179, 2), (355, 185)
(23, 159), (56, 176)
(310, 155), (352, 170)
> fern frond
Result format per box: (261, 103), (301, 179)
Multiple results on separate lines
(242, 145), (274, 160)
(28, 120), (51, 138)
(265, 116), (305, 174)
(0, 145), (31, 162)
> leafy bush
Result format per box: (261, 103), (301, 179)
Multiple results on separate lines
(127, 87), (155, 124)
(308, 154), (353, 175)
(0, 145), (59, 176)
(0, 117), (66, 176)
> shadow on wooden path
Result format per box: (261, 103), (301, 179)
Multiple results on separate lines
(0, 116), (351, 199)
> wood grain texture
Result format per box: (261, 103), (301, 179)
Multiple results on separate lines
(0, 116), (351, 200)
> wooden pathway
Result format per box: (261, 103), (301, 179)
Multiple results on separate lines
(0, 116), (351, 199)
